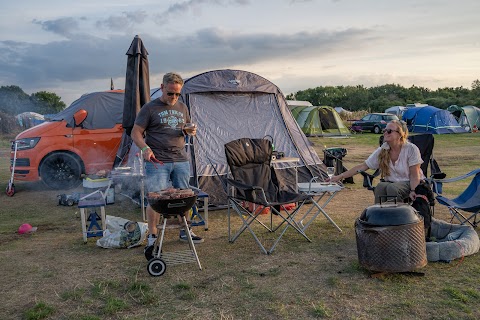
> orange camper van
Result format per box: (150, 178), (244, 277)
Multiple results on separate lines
(10, 90), (125, 190)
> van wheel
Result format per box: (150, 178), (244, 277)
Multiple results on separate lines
(373, 126), (381, 134)
(39, 152), (83, 190)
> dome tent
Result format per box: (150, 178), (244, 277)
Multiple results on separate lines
(289, 105), (351, 137)
(447, 105), (480, 132)
(178, 69), (326, 205)
(402, 106), (467, 134)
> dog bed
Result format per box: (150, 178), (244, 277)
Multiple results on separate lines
(426, 218), (480, 262)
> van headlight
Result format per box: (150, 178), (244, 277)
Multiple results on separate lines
(12, 138), (41, 150)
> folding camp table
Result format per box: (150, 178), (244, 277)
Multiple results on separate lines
(297, 180), (343, 232)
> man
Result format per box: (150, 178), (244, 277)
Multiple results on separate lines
(131, 72), (203, 260)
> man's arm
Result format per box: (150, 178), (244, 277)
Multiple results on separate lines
(131, 124), (146, 149)
(131, 124), (153, 161)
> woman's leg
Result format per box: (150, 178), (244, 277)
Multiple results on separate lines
(374, 181), (409, 203)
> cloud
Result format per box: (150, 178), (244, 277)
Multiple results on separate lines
(167, 27), (372, 70)
(0, 26), (373, 96)
(32, 17), (81, 38)
(154, 0), (250, 24)
(95, 11), (148, 31)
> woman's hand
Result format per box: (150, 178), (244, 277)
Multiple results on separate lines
(409, 190), (416, 201)
(329, 174), (343, 183)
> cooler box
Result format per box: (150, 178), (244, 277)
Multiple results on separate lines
(83, 177), (115, 204)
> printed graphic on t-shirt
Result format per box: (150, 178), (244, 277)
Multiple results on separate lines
(157, 110), (185, 129)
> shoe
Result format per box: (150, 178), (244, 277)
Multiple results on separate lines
(179, 228), (204, 244)
(144, 235), (157, 261)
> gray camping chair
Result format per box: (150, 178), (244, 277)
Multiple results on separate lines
(225, 138), (313, 254)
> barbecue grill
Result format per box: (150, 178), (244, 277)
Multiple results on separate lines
(146, 192), (202, 276)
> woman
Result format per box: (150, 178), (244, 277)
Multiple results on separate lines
(330, 120), (424, 203)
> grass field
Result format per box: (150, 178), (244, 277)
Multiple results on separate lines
(0, 132), (479, 320)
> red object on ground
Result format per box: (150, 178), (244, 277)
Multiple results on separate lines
(18, 223), (37, 234)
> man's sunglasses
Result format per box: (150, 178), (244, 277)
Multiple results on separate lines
(166, 92), (181, 97)
(383, 128), (399, 134)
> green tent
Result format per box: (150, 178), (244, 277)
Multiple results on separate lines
(447, 105), (480, 132)
(290, 105), (351, 136)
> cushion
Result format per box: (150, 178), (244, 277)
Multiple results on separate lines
(426, 218), (480, 262)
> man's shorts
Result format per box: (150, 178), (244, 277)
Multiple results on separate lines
(145, 161), (190, 192)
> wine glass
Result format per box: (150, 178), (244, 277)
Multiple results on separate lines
(327, 167), (335, 181)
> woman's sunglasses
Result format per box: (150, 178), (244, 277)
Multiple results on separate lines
(383, 128), (399, 134)
(166, 92), (181, 97)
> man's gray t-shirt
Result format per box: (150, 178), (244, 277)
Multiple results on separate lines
(134, 98), (190, 162)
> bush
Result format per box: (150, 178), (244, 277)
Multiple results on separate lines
(0, 111), (21, 135)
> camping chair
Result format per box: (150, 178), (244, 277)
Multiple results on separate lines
(225, 138), (312, 254)
(432, 169), (480, 228)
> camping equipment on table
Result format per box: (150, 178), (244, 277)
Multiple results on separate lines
(355, 202), (427, 273)
(110, 153), (146, 221)
(146, 189), (202, 276)
(83, 177), (115, 204)
(6, 141), (18, 196)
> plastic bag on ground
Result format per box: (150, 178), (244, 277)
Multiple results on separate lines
(96, 215), (148, 249)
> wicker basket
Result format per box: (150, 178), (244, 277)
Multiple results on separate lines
(355, 217), (427, 273)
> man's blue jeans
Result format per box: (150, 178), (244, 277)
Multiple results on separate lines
(145, 161), (190, 192)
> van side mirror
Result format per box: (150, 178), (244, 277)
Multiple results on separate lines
(73, 109), (88, 127)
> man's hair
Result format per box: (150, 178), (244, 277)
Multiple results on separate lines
(163, 72), (184, 86)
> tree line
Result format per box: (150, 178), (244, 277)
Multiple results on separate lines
(0, 85), (66, 116)
(286, 80), (480, 112)
(2, 80), (480, 117)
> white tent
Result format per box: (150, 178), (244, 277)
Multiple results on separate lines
(385, 106), (407, 117)
(286, 100), (313, 107)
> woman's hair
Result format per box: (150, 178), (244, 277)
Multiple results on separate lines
(379, 120), (409, 178)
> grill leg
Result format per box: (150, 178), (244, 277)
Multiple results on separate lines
(181, 216), (202, 270)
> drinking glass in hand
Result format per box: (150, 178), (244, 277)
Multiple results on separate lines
(184, 123), (196, 135)
(327, 167), (335, 180)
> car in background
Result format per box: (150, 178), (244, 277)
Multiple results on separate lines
(351, 113), (399, 134)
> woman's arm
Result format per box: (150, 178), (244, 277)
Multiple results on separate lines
(408, 163), (421, 199)
(329, 162), (369, 182)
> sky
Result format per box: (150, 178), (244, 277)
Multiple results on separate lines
(1, 0), (479, 106)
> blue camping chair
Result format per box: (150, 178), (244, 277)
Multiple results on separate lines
(432, 169), (480, 228)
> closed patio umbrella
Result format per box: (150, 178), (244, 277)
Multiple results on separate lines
(114, 35), (151, 167)
(122, 34), (151, 136)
